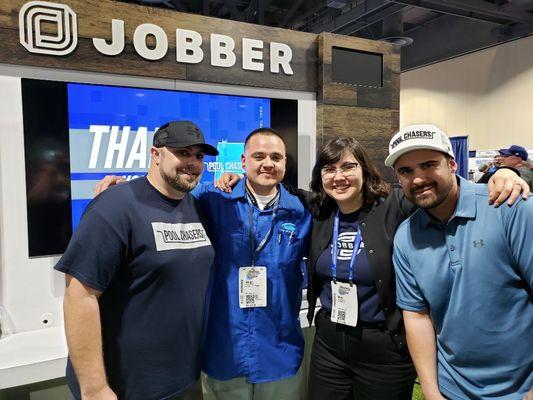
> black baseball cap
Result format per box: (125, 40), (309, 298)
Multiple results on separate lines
(153, 121), (219, 156)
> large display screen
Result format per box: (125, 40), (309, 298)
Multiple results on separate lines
(22, 79), (297, 257)
(68, 83), (270, 231)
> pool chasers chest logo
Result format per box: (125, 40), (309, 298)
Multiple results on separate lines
(152, 222), (211, 251)
(18, 1), (295, 74)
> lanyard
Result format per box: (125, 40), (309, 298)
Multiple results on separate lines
(330, 210), (362, 284)
(246, 191), (279, 266)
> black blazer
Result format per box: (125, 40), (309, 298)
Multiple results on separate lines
(302, 188), (416, 351)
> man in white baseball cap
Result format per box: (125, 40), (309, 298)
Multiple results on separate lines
(384, 124), (454, 168)
(388, 124), (533, 400)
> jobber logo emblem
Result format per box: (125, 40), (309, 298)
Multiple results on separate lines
(19, 1), (78, 56)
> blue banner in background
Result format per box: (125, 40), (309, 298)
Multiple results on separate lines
(450, 136), (469, 179)
(68, 83), (270, 230)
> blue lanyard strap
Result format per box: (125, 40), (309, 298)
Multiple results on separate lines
(330, 210), (362, 284)
(246, 191), (279, 266)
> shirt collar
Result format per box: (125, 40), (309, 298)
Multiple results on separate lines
(229, 177), (295, 211)
(419, 175), (477, 227)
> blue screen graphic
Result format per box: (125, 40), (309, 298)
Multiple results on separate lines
(68, 83), (270, 230)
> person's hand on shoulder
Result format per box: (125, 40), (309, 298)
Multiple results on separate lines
(214, 173), (243, 193)
(488, 168), (529, 206)
(93, 175), (126, 197)
(523, 388), (533, 400)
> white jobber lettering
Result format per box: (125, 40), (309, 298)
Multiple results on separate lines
(242, 38), (264, 71)
(93, 19), (125, 56)
(176, 29), (203, 63)
(133, 23), (168, 60)
(104, 126), (130, 168)
(210, 33), (236, 68)
(88, 125), (109, 169)
(270, 42), (293, 75)
(152, 222), (212, 251)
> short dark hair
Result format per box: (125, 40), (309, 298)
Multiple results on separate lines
(244, 127), (284, 150)
(310, 136), (390, 212)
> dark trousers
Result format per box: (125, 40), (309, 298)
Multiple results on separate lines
(308, 309), (416, 400)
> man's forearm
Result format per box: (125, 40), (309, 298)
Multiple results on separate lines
(64, 277), (110, 397)
(403, 310), (444, 400)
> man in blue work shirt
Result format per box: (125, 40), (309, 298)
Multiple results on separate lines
(196, 128), (311, 400)
(386, 124), (533, 400)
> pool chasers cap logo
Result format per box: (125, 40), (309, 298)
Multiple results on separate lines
(19, 1), (78, 56)
(385, 124), (455, 167)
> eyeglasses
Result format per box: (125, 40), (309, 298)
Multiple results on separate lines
(321, 162), (359, 179)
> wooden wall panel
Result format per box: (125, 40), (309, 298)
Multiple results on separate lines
(319, 32), (400, 110)
(0, 27), (187, 79)
(317, 33), (399, 180)
(0, 0), (317, 91)
(316, 104), (399, 181)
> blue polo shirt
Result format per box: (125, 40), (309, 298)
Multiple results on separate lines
(193, 179), (311, 383)
(393, 177), (533, 399)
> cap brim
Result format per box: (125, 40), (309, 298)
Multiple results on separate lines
(385, 145), (454, 168)
(199, 144), (219, 156)
(498, 149), (512, 156)
(164, 141), (219, 156)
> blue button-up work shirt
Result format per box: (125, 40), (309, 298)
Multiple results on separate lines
(393, 177), (533, 399)
(193, 179), (311, 383)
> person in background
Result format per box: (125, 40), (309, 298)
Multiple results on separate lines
(499, 145), (533, 188)
(473, 163), (488, 182)
(489, 154), (503, 172)
(477, 146), (532, 185)
(56, 121), (218, 400)
(389, 127), (532, 400)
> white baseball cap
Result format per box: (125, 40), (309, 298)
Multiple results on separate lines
(384, 124), (455, 167)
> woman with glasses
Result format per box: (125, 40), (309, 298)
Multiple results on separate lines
(305, 136), (416, 400)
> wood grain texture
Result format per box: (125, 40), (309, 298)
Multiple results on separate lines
(1, 0), (317, 90)
(319, 32), (400, 110)
(316, 104), (399, 181)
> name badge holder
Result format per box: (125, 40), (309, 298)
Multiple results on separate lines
(330, 211), (362, 327)
(238, 192), (278, 309)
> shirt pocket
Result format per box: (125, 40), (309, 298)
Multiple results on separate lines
(276, 232), (303, 272)
(217, 224), (245, 252)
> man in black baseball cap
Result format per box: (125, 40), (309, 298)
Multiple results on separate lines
(58, 120), (218, 400)
(153, 120), (219, 156)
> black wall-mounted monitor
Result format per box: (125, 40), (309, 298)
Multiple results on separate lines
(332, 47), (383, 88)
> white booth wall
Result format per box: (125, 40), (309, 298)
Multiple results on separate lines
(400, 35), (533, 150)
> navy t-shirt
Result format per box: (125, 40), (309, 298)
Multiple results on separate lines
(55, 177), (215, 400)
(315, 210), (385, 323)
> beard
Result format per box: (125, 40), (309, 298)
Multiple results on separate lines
(409, 176), (454, 210)
(160, 167), (201, 193)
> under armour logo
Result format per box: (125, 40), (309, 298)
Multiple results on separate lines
(473, 240), (484, 248)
